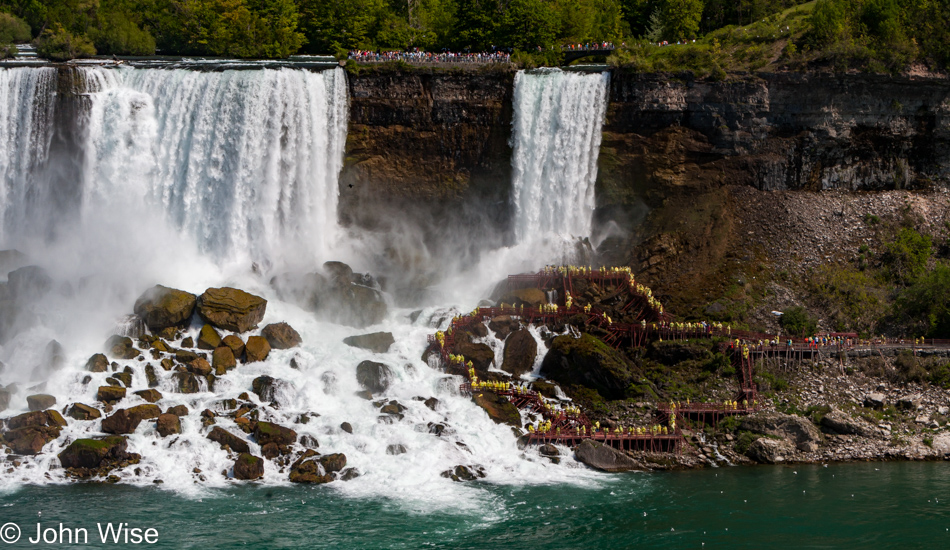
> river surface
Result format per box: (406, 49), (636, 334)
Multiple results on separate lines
(1, 461), (948, 548)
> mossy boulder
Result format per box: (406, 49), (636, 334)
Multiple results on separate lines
(97, 385), (126, 404)
(133, 389), (162, 403)
(197, 287), (267, 333)
(502, 288), (546, 307)
(197, 324), (222, 350)
(254, 421), (297, 447)
(289, 451), (333, 484)
(574, 439), (644, 472)
(233, 453), (264, 480)
(101, 405), (159, 434)
(67, 403), (102, 421)
(261, 322), (302, 349)
(540, 334), (638, 400)
(3, 411), (64, 454)
(134, 285), (197, 331)
(222, 335), (245, 359)
(472, 391), (521, 427)
(455, 339), (495, 374)
(58, 436), (130, 469)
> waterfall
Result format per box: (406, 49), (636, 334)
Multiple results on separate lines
(0, 68), (58, 241)
(509, 69), (609, 245)
(78, 66), (350, 266)
(0, 66), (349, 268)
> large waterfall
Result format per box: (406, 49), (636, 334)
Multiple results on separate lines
(509, 69), (609, 244)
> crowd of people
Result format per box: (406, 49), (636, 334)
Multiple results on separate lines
(348, 49), (511, 64)
(561, 42), (618, 51)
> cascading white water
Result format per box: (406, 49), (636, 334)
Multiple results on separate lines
(0, 65), (604, 501)
(0, 68), (57, 240)
(77, 66), (349, 267)
(510, 69), (609, 244)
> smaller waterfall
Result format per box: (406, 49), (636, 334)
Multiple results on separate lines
(509, 69), (609, 245)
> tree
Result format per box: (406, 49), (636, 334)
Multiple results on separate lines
(898, 262), (950, 338)
(35, 22), (95, 60)
(659, 0), (702, 42)
(499, 0), (559, 50)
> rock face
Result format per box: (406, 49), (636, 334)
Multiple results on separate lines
(261, 322), (302, 349)
(343, 332), (395, 353)
(740, 412), (822, 453)
(196, 287), (267, 333)
(502, 328), (537, 377)
(233, 453), (264, 480)
(574, 440), (643, 472)
(746, 437), (796, 464)
(356, 361), (393, 393)
(472, 391), (521, 427)
(133, 285), (197, 330)
(540, 334), (638, 400)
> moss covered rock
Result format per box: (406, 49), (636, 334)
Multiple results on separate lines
(261, 322), (302, 349)
(85, 353), (109, 373)
(472, 391), (521, 427)
(197, 324), (222, 350)
(133, 285), (197, 331)
(540, 334), (638, 400)
(245, 336), (271, 363)
(502, 328), (537, 377)
(233, 453), (264, 480)
(97, 385), (126, 404)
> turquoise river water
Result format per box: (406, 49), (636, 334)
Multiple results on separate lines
(1, 461), (948, 548)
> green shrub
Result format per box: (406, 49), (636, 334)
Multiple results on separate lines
(0, 12), (31, 44)
(89, 10), (156, 55)
(35, 24), (96, 61)
(779, 306), (818, 337)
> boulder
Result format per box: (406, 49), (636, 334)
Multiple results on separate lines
(0, 388), (10, 412)
(864, 393), (887, 409)
(502, 288), (546, 307)
(245, 336), (271, 363)
(41, 340), (66, 372)
(197, 324), (222, 350)
(441, 465), (486, 482)
(58, 436), (131, 469)
(133, 389), (163, 403)
(356, 361), (393, 393)
(488, 316), (519, 340)
(97, 386), (126, 404)
(3, 425), (60, 454)
(251, 375), (286, 402)
(188, 358), (212, 377)
(261, 322), (302, 349)
(739, 412), (822, 453)
(166, 405), (189, 417)
(196, 287), (267, 333)
(320, 453), (347, 473)
(207, 426), (251, 453)
(820, 408), (878, 438)
(540, 334), (638, 400)
(175, 349), (199, 363)
(105, 335), (138, 360)
(472, 391), (521, 427)
(289, 452), (333, 484)
(233, 453), (264, 480)
(270, 272), (325, 312)
(502, 329), (537, 377)
(254, 421), (297, 447)
(133, 285), (197, 330)
(898, 394), (922, 411)
(26, 394), (56, 411)
(212, 346), (236, 375)
(67, 403), (102, 421)
(386, 443), (407, 455)
(455, 340), (495, 374)
(155, 413), (181, 437)
(6, 410), (53, 430)
(145, 364), (159, 388)
(340, 422), (353, 434)
(101, 405), (159, 434)
(45, 409), (67, 427)
(574, 439), (643, 472)
(746, 437), (796, 464)
(222, 335), (245, 359)
(174, 372), (200, 394)
(343, 332), (395, 353)
(113, 371), (133, 387)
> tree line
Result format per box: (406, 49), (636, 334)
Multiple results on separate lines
(0, 0), (947, 71)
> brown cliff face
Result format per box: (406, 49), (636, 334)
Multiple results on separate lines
(340, 68), (516, 257)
